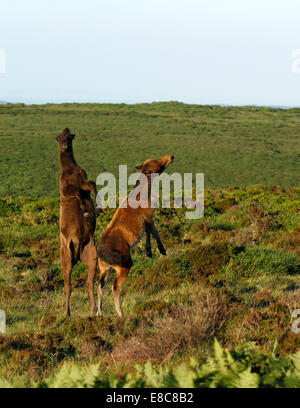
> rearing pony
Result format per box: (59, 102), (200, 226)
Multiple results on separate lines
(56, 128), (98, 317)
(97, 154), (174, 317)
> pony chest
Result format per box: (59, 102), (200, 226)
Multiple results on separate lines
(129, 223), (145, 250)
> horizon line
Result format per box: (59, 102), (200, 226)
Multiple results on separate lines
(0, 100), (299, 109)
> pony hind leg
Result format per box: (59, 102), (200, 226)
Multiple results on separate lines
(96, 259), (110, 317)
(80, 238), (98, 315)
(60, 242), (76, 317)
(112, 266), (130, 317)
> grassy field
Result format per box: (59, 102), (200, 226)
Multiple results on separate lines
(0, 186), (300, 387)
(0, 102), (300, 387)
(0, 102), (300, 197)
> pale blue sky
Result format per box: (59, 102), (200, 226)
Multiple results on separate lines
(0, 0), (299, 105)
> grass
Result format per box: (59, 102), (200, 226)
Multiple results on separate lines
(1, 102), (300, 387)
(0, 102), (300, 197)
(0, 185), (300, 387)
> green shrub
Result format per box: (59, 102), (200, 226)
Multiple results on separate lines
(230, 247), (300, 278)
(185, 243), (231, 277)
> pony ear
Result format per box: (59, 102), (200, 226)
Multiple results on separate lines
(136, 164), (143, 169)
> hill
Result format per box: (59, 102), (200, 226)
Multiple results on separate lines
(0, 186), (300, 387)
(0, 102), (299, 197)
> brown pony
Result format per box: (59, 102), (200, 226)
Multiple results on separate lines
(97, 154), (174, 317)
(56, 128), (99, 317)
